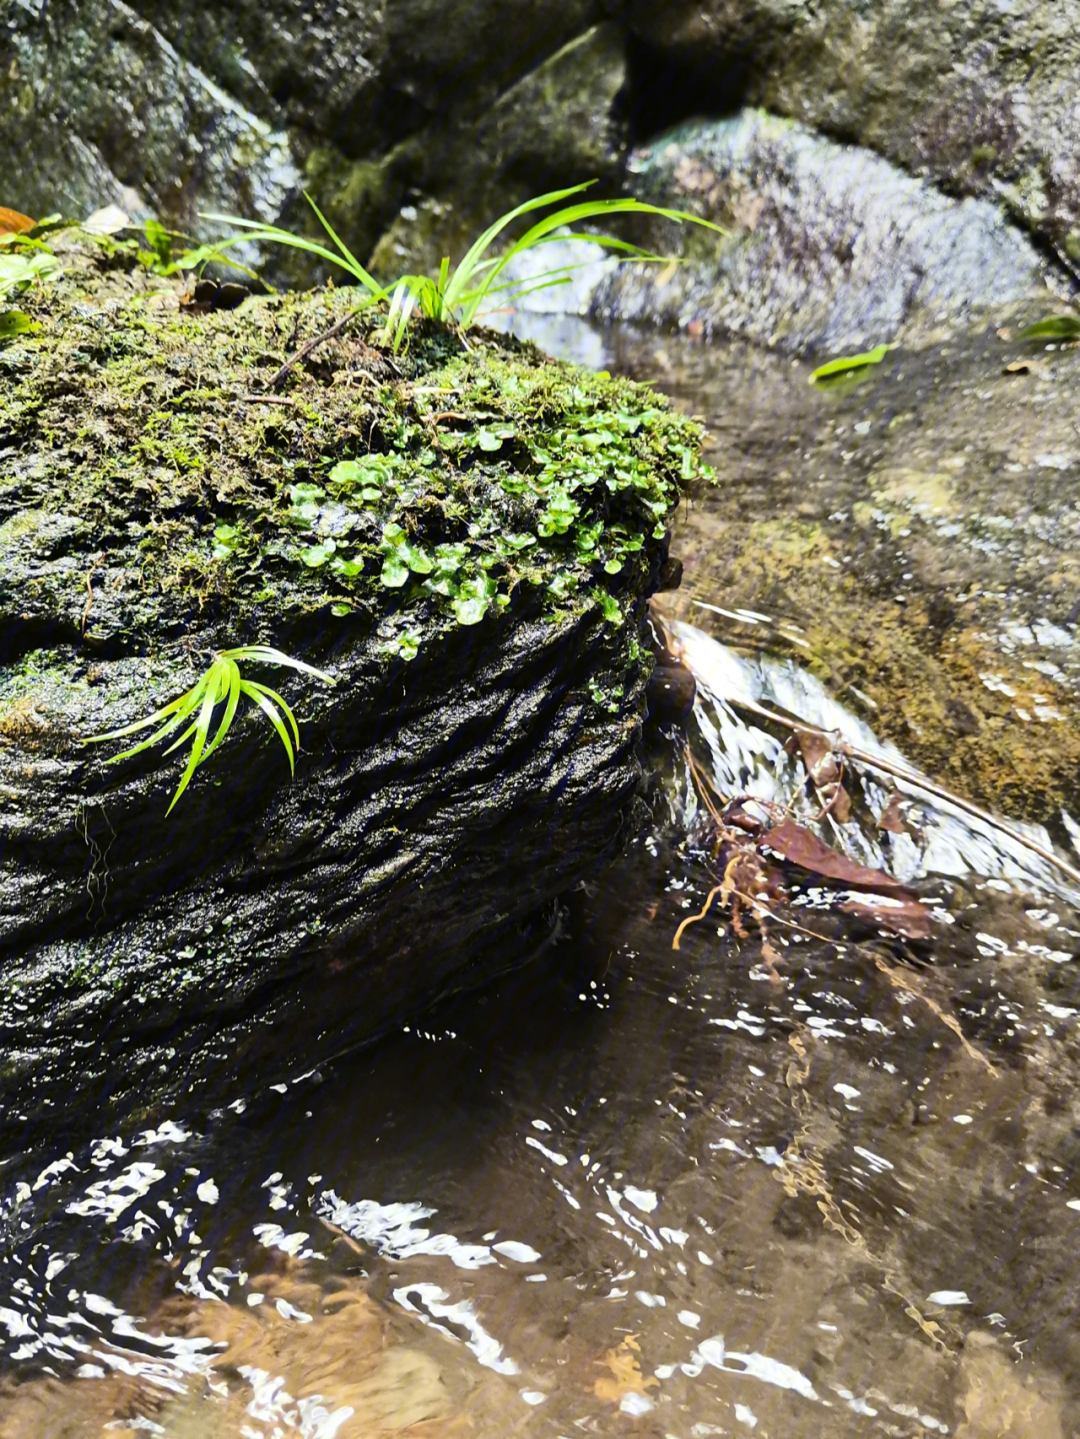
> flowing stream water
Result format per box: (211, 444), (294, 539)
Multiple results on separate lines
(4, 325), (1080, 1438)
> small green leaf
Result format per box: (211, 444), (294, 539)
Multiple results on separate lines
(330, 555), (364, 578)
(604, 558), (623, 575)
(381, 551), (410, 587)
(537, 486), (580, 537)
(328, 460), (365, 484)
(380, 627), (422, 661)
(451, 573), (496, 625)
(0, 309), (39, 339)
(331, 602), (353, 616)
(810, 343), (898, 383)
(453, 597), (488, 624)
(502, 532), (536, 551)
(594, 589), (623, 626)
(1018, 314), (1080, 340)
(301, 538), (336, 567)
(400, 542), (434, 574)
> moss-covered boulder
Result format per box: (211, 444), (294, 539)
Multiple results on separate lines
(0, 246), (707, 1136)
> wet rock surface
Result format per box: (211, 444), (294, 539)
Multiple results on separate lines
(0, 0), (298, 232)
(593, 111), (1059, 354)
(0, 250), (702, 1137)
(6, 0), (1080, 297)
(626, 0), (1080, 273)
(607, 305), (1080, 834)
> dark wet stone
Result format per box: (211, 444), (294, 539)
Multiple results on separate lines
(647, 662), (697, 727)
(591, 110), (1055, 355)
(625, 0), (1080, 275)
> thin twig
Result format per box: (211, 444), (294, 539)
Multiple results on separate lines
(81, 552), (107, 638)
(270, 307), (401, 390)
(672, 884), (725, 950)
(241, 393), (300, 407)
(684, 742), (726, 826)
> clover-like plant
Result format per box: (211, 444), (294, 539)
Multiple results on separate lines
(85, 646), (335, 814)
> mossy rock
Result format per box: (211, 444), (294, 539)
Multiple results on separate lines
(0, 245), (708, 1139)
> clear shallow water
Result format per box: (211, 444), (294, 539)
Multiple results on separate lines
(4, 621), (1080, 1436)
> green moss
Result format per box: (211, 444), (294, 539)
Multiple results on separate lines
(0, 248), (710, 662)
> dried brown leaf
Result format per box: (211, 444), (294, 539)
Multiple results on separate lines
(877, 790), (906, 833)
(761, 817), (909, 893)
(0, 206), (34, 235)
(794, 725), (840, 786)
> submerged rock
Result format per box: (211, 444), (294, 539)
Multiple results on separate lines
(0, 246), (706, 1135)
(592, 111), (1055, 354)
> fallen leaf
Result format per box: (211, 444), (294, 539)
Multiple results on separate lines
(82, 204), (131, 236)
(594, 1337), (658, 1405)
(793, 725), (840, 786)
(1017, 314), (1080, 340)
(810, 342), (897, 384)
(825, 782), (853, 824)
(877, 791), (906, 834)
(760, 817), (911, 894)
(0, 206), (34, 234)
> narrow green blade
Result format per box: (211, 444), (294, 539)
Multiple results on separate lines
(199, 657), (242, 763)
(239, 682), (297, 774)
(84, 688), (195, 746)
(303, 193), (382, 295)
(221, 646), (335, 683)
(242, 680), (300, 750)
(443, 183), (596, 310)
(810, 342), (898, 383)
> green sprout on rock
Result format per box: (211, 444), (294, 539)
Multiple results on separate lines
(204, 181), (725, 353)
(84, 646), (335, 814)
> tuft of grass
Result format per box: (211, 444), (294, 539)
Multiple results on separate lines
(203, 181), (725, 352)
(84, 646), (335, 814)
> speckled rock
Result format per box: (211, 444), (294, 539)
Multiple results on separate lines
(0, 0), (298, 231)
(590, 110), (1056, 354)
(625, 0), (1080, 273)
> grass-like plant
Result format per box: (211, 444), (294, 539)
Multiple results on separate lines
(85, 646), (335, 814)
(203, 182), (724, 351)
